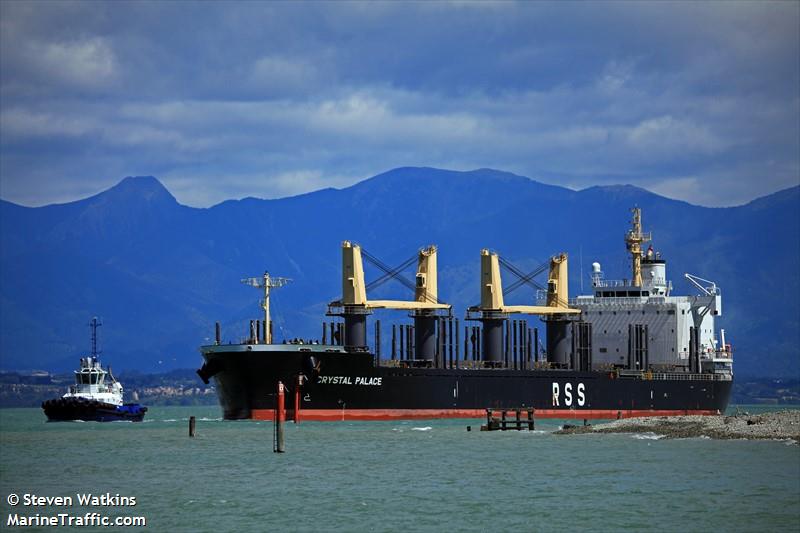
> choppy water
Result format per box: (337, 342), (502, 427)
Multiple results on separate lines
(1, 405), (798, 532)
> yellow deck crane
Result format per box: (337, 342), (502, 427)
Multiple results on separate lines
(467, 250), (580, 365)
(328, 242), (451, 357)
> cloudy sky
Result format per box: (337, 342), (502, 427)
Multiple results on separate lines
(1, 1), (798, 208)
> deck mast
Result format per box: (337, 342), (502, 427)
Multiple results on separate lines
(241, 272), (291, 344)
(625, 207), (652, 287)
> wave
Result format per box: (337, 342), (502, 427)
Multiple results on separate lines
(631, 433), (664, 440)
(411, 427), (432, 431)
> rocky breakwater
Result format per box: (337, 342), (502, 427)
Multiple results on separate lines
(555, 410), (800, 443)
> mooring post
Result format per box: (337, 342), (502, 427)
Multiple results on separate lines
(455, 318), (460, 369)
(410, 324), (414, 361)
(189, 415), (196, 437)
(464, 325), (469, 364)
(375, 319), (381, 365)
(391, 324), (397, 360)
(399, 325), (405, 361)
(275, 381), (286, 453)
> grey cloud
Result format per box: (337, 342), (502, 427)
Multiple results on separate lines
(0, 1), (797, 208)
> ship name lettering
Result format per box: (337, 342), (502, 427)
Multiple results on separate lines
(552, 382), (586, 407)
(317, 376), (382, 386)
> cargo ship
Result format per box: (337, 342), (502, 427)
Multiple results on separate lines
(198, 208), (733, 421)
(42, 318), (147, 422)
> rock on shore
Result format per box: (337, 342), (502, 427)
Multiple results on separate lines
(555, 410), (800, 443)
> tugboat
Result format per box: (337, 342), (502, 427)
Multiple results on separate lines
(42, 318), (147, 422)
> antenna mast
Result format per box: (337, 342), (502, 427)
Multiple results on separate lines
(241, 272), (291, 344)
(89, 317), (102, 358)
(625, 207), (651, 287)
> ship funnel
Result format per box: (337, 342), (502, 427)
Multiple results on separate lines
(480, 249), (504, 310)
(342, 241), (367, 306)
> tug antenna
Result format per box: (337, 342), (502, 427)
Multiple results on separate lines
(88, 317), (102, 358)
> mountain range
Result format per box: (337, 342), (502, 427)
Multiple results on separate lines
(1, 167), (798, 377)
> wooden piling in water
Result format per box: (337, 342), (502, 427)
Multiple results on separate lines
(189, 416), (196, 437)
(480, 408), (536, 431)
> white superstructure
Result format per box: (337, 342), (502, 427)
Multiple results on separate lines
(62, 356), (123, 406)
(543, 208), (733, 378)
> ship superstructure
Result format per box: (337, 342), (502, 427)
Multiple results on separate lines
(198, 208), (733, 421)
(546, 208), (732, 377)
(63, 355), (124, 406)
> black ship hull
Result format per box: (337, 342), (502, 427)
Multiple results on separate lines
(199, 346), (732, 421)
(42, 398), (148, 422)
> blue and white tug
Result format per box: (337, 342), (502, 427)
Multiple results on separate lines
(42, 318), (147, 422)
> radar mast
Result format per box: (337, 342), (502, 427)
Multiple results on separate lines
(89, 317), (102, 358)
(625, 207), (652, 287)
(241, 272), (291, 344)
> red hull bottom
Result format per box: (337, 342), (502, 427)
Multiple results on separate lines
(251, 408), (721, 422)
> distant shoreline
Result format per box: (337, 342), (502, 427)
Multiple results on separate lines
(0, 368), (216, 408)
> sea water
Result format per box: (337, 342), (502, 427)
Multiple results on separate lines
(1, 406), (798, 532)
